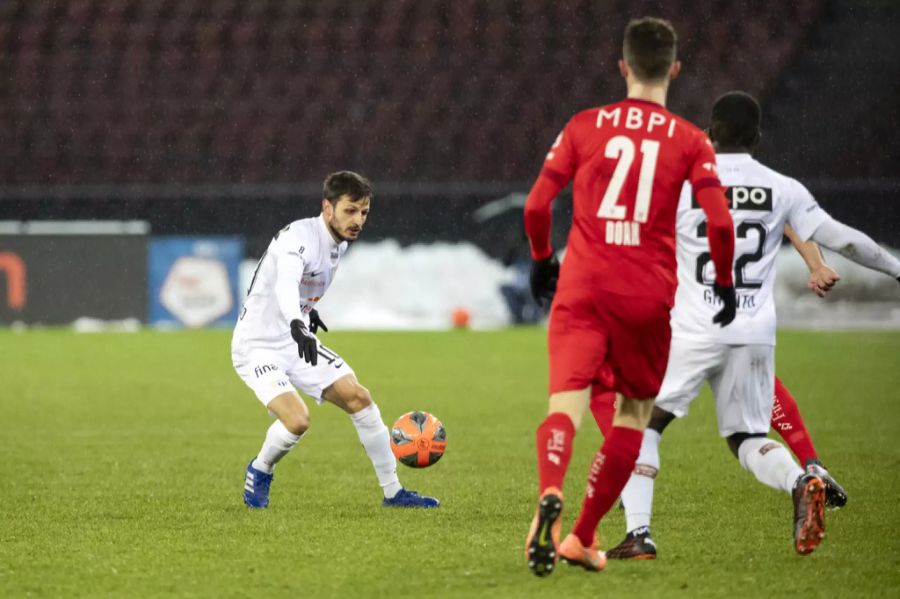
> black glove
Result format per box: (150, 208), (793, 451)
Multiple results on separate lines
(290, 319), (318, 365)
(308, 309), (328, 335)
(712, 283), (737, 327)
(530, 254), (560, 307)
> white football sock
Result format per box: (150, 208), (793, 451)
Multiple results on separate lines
(350, 403), (402, 498)
(252, 419), (303, 474)
(622, 428), (661, 533)
(737, 437), (804, 494)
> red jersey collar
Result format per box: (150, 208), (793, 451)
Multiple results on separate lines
(623, 97), (665, 109)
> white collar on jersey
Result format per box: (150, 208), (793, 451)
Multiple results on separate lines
(317, 214), (347, 250)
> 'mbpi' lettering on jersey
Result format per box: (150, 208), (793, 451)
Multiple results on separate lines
(596, 106), (677, 138)
(692, 186), (773, 211)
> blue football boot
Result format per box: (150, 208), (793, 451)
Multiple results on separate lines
(243, 460), (273, 509)
(382, 488), (440, 508)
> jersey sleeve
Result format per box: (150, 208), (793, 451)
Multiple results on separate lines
(784, 178), (831, 241)
(272, 233), (308, 324)
(541, 120), (577, 187)
(811, 219), (900, 278)
(523, 120), (576, 260)
(524, 173), (566, 260)
(687, 133), (722, 192)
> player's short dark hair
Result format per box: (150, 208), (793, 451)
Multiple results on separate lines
(323, 171), (373, 203)
(710, 91), (761, 149)
(623, 17), (677, 82)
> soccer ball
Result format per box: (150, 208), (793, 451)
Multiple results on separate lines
(390, 411), (446, 468)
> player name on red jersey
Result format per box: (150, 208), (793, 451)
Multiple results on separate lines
(605, 220), (641, 246)
(596, 105), (677, 138)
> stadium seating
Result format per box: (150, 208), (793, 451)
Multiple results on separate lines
(0, 0), (824, 184)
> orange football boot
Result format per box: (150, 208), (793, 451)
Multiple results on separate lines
(525, 487), (563, 577)
(793, 473), (826, 555)
(559, 533), (607, 572)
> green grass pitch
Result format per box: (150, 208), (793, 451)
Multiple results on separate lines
(1, 328), (898, 598)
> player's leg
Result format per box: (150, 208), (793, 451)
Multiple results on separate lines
(715, 345), (825, 555)
(320, 373), (400, 498)
(527, 287), (608, 576)
(233, 346), (308, 508)
(254, 391), (310, 473)
(561, 294), (672, 572)
(609, 337), (717, 559)
(772, 376), (847, 508)
(770, 375), (818, 464)
(727, 431), (826, 555)
(716, 345), (803, 493)
(287, 342), (436, 507)
(606, 407), (673, 559)
(561, 396), (652, 571)
(536, 388), (589, 493)
(321, 372), (439, 508)
(588, 386), (616, 438)
(527, 387), (589, 576)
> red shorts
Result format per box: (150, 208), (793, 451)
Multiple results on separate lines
(547, 286), (672, 399)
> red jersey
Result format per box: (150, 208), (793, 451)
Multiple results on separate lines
(525, 98), (724, 305)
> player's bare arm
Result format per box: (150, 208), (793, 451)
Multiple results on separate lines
(784, 223), (840, 297)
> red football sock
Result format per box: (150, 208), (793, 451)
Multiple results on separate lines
(589, 388), (616, 439)
(770, 376), (818, 464)
(535, 412), (576, 494)
(572, 426), (644, 547)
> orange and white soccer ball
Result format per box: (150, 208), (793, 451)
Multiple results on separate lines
(390, 411), (446, 468)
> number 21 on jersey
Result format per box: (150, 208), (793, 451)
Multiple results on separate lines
(597, 135), (659, 246)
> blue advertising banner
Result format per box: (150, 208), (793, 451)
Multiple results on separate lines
(148, 236), (243, 328)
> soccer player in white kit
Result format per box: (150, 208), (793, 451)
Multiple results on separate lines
(232, 171), (439, 509)
(606, 92), (900, 557)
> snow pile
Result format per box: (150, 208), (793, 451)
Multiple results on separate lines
(238, 241), (898, 331)
(71, 317), (142, 333)
(306, 240), (514, 330)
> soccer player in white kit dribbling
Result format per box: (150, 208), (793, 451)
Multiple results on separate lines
(232, 171), (439, 509)
(606, 92), (900, 558)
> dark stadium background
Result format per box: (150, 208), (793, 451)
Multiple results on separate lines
(0, 0), (897, 292)
(2, 5), (900, 596)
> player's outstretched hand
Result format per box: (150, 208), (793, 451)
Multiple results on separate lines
(308, 309), (328, 334)
(290, 319), (318, 366)
(712, 284), (737, 327)
(530, 254), (560, 307)
(808, 265), (840, 298)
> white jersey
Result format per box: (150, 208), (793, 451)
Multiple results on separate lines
(232, 215), (347, 348)
(671, 153), (830, 345)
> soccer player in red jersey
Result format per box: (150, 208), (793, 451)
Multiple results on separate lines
(523, 18), (737, 576)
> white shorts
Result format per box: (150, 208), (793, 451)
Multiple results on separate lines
(232, 338), (355, 406)
(654, 337), (775, 437)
